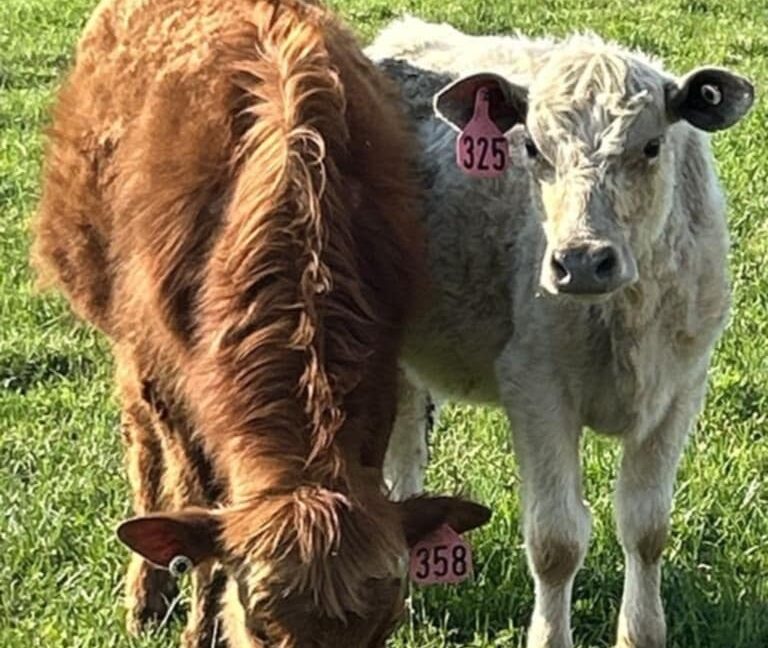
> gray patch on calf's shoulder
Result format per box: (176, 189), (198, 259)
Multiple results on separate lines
(376, 59), (455, 193)
(377, 58), (454, 123)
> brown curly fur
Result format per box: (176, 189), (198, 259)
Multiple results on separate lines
(32, 0), (426, 645)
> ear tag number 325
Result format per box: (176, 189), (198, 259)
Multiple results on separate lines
(456, 86), (509, 178)
(409, 524), (474, 585)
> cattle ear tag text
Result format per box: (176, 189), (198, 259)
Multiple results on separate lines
(456, 87), (509, 178)
(409, 524), (474, 585)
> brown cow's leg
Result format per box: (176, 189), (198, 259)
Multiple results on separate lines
(160, 414), (226, 646)
(121, 399), (179, 634)
(181, 565), (229, 648)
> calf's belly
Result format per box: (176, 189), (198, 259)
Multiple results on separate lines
(401, 311), (508, 405)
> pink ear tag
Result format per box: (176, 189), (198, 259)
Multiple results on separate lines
(409, 524), (474, 586)
(455, 87), (509, 178)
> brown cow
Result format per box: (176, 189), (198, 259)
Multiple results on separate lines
(32, 1), (491, 646)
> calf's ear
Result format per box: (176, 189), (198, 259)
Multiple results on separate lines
(434, 72), (528, 133)
(666, 67), (754, 131)
(398, 495), (492, 547)
(117, 508), (221, 570)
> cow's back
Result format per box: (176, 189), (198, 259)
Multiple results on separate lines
(34, 0), (423, 350)
(33, 0), (251, 334)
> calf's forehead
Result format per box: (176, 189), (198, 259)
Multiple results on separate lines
(527, 43), (669, 158)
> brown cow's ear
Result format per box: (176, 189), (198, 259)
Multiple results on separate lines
(398, 495), (492, 547)
(666, 67), (754, 132)
(116, 508), (221, 569)
(434, 72), (528, 133)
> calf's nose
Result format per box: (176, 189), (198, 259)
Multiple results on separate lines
(551, 244), (621, 294)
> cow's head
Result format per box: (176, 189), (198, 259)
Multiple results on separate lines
(435, 38), (753, 300)
(117, 491), (490, 646)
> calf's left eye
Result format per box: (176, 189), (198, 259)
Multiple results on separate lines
(643, 137), (662, 159)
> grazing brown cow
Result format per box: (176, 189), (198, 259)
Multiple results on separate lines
(32, 1), (492, 645)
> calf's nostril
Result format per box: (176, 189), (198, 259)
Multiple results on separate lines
(551, 256), (569, 282)
(594, 248), (618, 279)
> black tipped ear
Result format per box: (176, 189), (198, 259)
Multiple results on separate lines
(434, 72), (528, 133)
(667, 67), (754, 131)
(398, 495), (492, 547)
(116, 508), (221, 569)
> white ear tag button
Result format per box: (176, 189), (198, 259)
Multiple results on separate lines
(169, 554), (194, 578)
(700, 83), (722, 106)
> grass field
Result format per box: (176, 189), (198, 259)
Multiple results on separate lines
(1, 0), (766, 646)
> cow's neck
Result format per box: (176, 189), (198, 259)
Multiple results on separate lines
(219, 437), (348, 505)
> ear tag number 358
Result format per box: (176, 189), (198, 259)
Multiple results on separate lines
(409, 524), (474, 585)
(456, 86), (509, 178)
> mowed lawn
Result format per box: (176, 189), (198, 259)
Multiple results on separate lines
(1, 0), (766, 646)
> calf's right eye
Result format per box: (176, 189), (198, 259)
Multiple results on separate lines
(524, 137), (539, 158)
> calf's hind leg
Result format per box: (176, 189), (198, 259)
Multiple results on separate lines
(383, 369), (434, 501)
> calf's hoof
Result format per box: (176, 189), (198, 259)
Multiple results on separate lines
(526, 625), (573, 648)
(615, 640), (665, 648)
(615, 628), (666, 648)
(616, 608), (666, 648)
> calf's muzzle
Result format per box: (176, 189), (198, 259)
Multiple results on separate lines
(550, 243), (629, 295)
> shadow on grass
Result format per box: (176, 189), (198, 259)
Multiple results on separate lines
(0, 348), (96, 394)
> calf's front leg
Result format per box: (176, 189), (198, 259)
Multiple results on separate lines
(181, 564), (229, 648)
(615, 387), (703, 648)
(500, 379), (592, 648)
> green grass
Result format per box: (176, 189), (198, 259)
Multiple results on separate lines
(1, 0), (766, 646)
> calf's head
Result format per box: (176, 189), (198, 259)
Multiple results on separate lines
(435, 38), (753, 299)
(117, 490), (490, 646)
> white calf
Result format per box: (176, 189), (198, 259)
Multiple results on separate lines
(371, 17), (754, 648)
